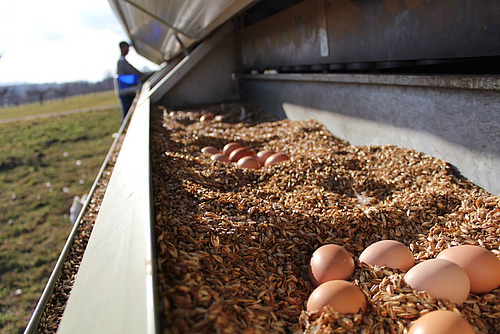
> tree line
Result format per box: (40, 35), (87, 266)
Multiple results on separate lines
(0, 77), (115, 107)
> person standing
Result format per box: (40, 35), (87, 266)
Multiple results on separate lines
(116, 41), (144, 120)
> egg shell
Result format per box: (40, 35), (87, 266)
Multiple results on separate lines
(264, 152), (290, 166)
(223, 142), (243, 157)
(404, 258), (470, 305)
(408, 310), (475, 334)
(437, 245), (500, 294)
(359, 240), (415, 271)
(256, 150), (276, 165)
(229, 147), (254, 162)
(210, 153), (229, 162)
(309, 244), (355, 287)
(307, 280), (366, 313)
(200, 112), (215, 122)
(237, 156), (261, 169)
(201, 146), (220, 154)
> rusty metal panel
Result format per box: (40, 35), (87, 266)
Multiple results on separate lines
(240, 0), (500, 70)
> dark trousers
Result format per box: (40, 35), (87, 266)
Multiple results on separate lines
(119, 95), (135, 120)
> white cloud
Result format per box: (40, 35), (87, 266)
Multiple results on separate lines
(0, 0), (159, 84)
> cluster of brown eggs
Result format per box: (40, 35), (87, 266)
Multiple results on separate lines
(201, 142), (289, 169)
(307, 241), (500, 333)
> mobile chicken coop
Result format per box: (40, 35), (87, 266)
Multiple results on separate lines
(26, 1), (499, 333)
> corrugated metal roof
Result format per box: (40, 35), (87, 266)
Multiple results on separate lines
(108, 0), (259, 64)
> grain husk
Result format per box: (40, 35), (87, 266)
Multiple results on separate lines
(151, 103), (499, 334)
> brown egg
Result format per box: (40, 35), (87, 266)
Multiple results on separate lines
(237, 156), (261, 169)
(210, 153), (229, 162)
(229, 147), (254, 162)
(256, 150), (275, 165)
(309, 244), (355, 287)
(437, 245), (500, 294)
(404, 258), (470, 305)
(408, 310), (475, 334)
(201, 146), (220, 154)
(307, 280), (366, 313)
(223, 142), (243, 157)
(359, 240), (415, 271)
(264, 152), (290, 166)
(200, 112), (215, 122)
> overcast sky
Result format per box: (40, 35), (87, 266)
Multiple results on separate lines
(0, 0), (159, 85)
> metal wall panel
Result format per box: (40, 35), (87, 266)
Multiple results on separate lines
(240, 0), (500, 70)
(108, 0), (258, 64)
(240, 73), (500, 194)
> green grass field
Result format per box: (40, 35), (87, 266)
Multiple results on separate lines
(0, 91), (121, 333)
(0, 90), (119, 120)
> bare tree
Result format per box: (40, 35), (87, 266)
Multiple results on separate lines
(0, 86), (8, 107)
(28, 86), (52, 106)
(55, 84), (69, 100)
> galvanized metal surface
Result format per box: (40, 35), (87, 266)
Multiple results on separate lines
(241, 0), (500, 70)
(239, 73), (500, 91)
(107, 0), (258, 64)
(57, 85), (157, 334)
(240, 73), (500, 195)
(147, 22), (238, 106)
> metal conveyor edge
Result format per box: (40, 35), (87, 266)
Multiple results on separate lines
(24, 99), (136, 334)
(56, 84), (158, 334)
